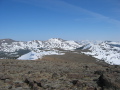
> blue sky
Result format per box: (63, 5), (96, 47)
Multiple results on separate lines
(0, 0), (120, 41)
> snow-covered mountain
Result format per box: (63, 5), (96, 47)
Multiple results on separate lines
(82, 41), (120, 65)
(0, 38), (81, 52)
(0, 38), (120, 65)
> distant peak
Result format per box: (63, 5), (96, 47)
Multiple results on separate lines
(0, 38), (17, 45)
(0, 38), (16, 41)
(48, 38), (65, 41)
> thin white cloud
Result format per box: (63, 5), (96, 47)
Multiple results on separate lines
(13, 0), (120, 26)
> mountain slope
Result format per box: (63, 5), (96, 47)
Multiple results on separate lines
(82, 41), (120, 65)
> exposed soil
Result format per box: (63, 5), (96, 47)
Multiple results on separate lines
(0, 51), (120, 90)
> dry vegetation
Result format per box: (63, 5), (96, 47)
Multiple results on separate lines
(0, 51), (120, 90)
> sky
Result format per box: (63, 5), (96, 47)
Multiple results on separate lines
(0, 0), (120, 41)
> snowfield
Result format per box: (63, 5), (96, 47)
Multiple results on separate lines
(18, 50), (64, 60)
(82, 41), (120, 65)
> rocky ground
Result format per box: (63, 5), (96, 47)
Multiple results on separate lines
(0, 51), (120, 90)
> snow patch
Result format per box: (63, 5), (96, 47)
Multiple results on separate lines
(18, 50), (64, 60)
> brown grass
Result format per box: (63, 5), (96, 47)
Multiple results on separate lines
(0, 51), (120, 90)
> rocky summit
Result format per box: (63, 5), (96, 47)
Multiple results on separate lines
(0, 52), (120, 90)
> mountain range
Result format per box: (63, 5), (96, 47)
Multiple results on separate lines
(0, 38), (120, 65)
